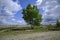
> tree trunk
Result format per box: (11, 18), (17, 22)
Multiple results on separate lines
(31, 25), (34, 29)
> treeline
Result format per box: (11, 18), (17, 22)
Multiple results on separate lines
(47, 19), (60, 30)
(56, 19), (60, 28)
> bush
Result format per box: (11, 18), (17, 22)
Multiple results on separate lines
(56, 19), (60, 28)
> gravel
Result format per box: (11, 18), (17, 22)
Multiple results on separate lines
(0, 31), (60, 40)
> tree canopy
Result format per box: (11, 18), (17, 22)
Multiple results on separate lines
(22, 4), (42, 27)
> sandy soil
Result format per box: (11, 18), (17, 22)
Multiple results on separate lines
(0, 31), (60, 40)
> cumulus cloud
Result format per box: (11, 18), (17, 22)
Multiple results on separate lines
(36, 0), (42, 8)
(36, 0), (42, 5)
(36, 0), (60, 24)
(16, 20), (26, 25)
(5, 20), (26, 25)
(0, 0), (22, 25)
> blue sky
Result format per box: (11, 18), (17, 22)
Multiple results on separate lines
(14, 0), (37, 20)
(0, 0), (60, 25)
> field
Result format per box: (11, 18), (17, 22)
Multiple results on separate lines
(0, 26), (50, 35)
(0, 26), (60, 40)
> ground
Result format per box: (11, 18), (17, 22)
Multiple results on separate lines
(0, 31), (60, 40)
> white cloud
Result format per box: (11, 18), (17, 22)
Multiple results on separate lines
(5, 20), (26, 25)
(36, 0), (42, 5)
(12, 18), (16, 21)
(16, 20), (27, 25)
(36, 0), (60, 24)
(0, 0), (22, 16)
(36, 0), (42, 8)
(0, 0), (22, 25)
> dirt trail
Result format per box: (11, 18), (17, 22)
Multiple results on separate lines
(0, 31), (60, 40)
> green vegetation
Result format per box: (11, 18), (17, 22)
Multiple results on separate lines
(56, 19), (60, 28)
(33, 26), (49, 32)
(0, 26), (50, 36)
(22, 4), (42, 29)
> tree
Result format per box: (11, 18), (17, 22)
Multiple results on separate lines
(56, 19), (60, 28)
(22, 4), (42, 29)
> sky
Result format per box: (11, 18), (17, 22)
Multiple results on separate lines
(0, 0), (60, 25)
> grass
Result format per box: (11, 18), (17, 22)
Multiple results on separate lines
(48, 37), (60, 40)
(0, 26), (51, 36)
(33, 26), (49, 32)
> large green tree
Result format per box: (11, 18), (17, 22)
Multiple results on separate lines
(22, 4), (42, 29)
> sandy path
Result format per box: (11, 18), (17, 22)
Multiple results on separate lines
(0, 31), (60, 40)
